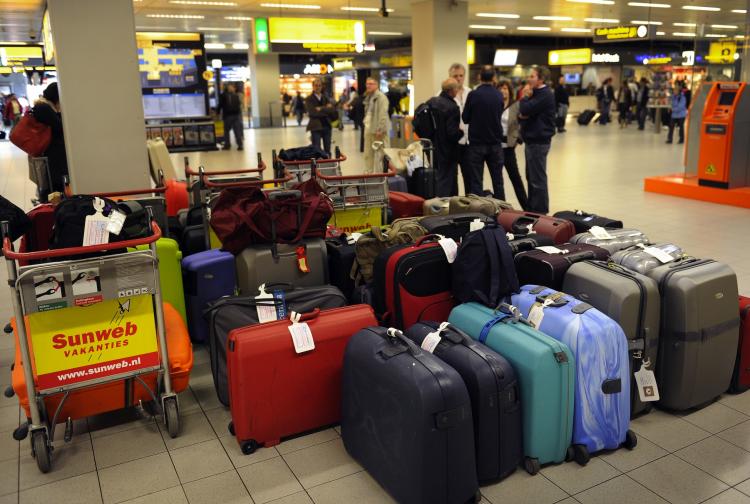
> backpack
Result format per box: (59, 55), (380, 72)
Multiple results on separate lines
(452, 224), (519, 308)
(448, 194), (514, 217)
(412, 102), (437, 140)
(350, 217), (427, 284)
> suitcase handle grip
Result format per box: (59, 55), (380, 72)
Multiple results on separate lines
(564, 251), (596, 263)
(292, 308), (321, 322)
(534, 293), (569, 308)
(269, 190), (302, 201)
(511, 216), (538, 233)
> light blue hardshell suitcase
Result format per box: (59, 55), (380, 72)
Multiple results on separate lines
(511, 285), (637, 465)
(448, 302), (574, 475)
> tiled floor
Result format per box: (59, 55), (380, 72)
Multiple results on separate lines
(0, 118), (749, 504)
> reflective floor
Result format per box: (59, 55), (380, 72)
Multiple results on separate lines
(0, 119), (749, 504)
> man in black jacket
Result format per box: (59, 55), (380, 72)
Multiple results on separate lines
(519, 66), (556, 214)
(217, 83), (244, 150)
(554, 76), (569, 133)
(636, 77), (650, 130)
(462, 65), (504, 198)
(427, 78), (464, 196)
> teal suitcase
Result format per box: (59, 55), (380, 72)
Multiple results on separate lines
(448, 302), (575, 474)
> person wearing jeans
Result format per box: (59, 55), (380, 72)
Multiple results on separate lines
(667, 84), (688, 144)
(497, 80), (529, 209)
(519, 66), (556, 214)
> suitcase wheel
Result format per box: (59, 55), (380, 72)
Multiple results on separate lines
(227, 421), (235, 436)
(523, 456), (541, 475)
(163, 397), (180, 439)
(31, 429), (51, 473)
(3, 386), (13, 398)
(241, 439), (259, 455)
(573, 444), (590, 466)
(565, 445), (575, 463)
(623, 429), (638, 450)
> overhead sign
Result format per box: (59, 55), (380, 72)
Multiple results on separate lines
(548, 48), (591, 66)
(304, 63), (334, 75)
(707, 41), (737, 64)
(379, 54), (412, 67)
(253, 18), (270, 54)
(494, 49), (519, 66)
(268, 17), (365, 53)
(594, 24), (652, 43)
(592, 52), (620, 63)
(682, 50), (695, 66)
(467, 39), (475, 65)
(333, 57), (354, 70)
(0, 45), (51, 76)
(635, 53), (672, 65)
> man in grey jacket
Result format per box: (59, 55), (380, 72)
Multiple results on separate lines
(363, 77), (391, 172)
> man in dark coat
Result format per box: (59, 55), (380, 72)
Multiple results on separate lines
(426, 78), (463, 196)
(217, 83), (244, 150)
(305, 78), (335, 156)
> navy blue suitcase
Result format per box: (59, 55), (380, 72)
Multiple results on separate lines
(181, 249), (236, 343)
(342, 326), (479, 504)
(405, 322), (522, 483)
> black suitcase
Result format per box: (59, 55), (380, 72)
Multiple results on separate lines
(180, 224), (207, 257)
(408, 166), (436, 199)
(507, 233), (555, 255)
(205, 285), (347, 406)
(405, 322), (522, 483)
(420, 213), (495, 242)
(577, 110), (596, 125)
(514, 243), (610, 290)
(552, 210), (624, 234)
(326, 236), (356, 300)
(342, 326), (479, 504)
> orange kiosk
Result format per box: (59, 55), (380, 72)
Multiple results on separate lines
(697, 82), (750, 189)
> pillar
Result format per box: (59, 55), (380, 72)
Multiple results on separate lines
(46, 0), (150, 193)
(248, 49), (281, 127)
(411, 0), (468, 105)
(742, 3), (750, 83)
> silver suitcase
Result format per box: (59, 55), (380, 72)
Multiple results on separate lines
(570, 228), (649, 254)
(647, 258), (740, 410)
(235, 238), (329, 295)
(563, 260), (660, 417)
(610, 243), (683, 275)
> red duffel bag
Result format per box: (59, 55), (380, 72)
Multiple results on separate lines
(10, 110), (51, 157)
(210, 177), (334, 255)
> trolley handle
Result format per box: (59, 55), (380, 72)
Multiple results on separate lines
(185, 156), (267, 178)
(279, 153), (348, 166)
(315, 164), (396, 182)
(201, 170), (294, 189)
(2, 222), (162, 262)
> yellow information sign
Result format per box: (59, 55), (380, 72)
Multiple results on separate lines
(269, 18), (365, 44)
(548, 48), (592, 66)
(29, 296), (159, 390)
(707, 41), (737, 64)
(467, 39), (476, 65)
(330, 207), (383, 234)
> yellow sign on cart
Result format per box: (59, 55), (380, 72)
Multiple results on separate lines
(29, 295), (160, 390)
(330, 207), (383, 234)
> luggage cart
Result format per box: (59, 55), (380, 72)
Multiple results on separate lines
(1, 215), (181, 473)
(184, 154), (267, 207)
(275, 147), (346, 186)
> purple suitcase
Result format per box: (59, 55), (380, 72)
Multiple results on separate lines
(182, 249), (236, 343)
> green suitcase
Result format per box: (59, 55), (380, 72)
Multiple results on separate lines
(134, 238), (187, 325)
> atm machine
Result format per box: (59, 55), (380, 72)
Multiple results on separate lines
(697, 82), (750, 189)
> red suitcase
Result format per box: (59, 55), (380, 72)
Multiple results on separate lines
(165, 179), (188, 217)
(730, 296), (750, 393)
(18, 204), (56, 266)
(389, 191), (424, 219)
(497, 210), (575, 244)
(227, 305), (377, 454)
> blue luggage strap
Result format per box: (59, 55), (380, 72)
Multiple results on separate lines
(478, 313), (511, 343)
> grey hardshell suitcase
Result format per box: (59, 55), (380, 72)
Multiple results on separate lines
(563, 260), (661, 417)
(235, 238), (328, 295)
(570, 228), (649, 254)
(648, 258), (740, 410)
(610, 243), (684, 275)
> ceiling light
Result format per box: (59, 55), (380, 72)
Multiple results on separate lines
(169, 0), (237, 5)
(561, 27), (592, 32)
(476, 13), (520, 18)
(517, 26), (552, 31)
(146, 14), (205, 19)
(632, 20), (663, 25)
(673, 32), (696, 36)
(204, 43), (227, 49)
(682, 5), (720, 11)
(585, 17), (620, 23)
(259, 3), (321, 8)
(567, 0), (615, 4)
(712, 24), (738, 29)
(628, 2), (671, 8)
(135, 25), (178, 29)
(673, 22), (696, 26)
(732, 9), (747, 14)
(533, 16), (573, 21)
(232, 42), (249, 49)
(0, 23), (25, 26)
(705, 34), (726, 38)
(197, 27), (242, 31)
(469, 24), (507, 30)
(367, 31), (403, 35)
(341, 6), (394, 12)
(225, 16), (253, 20)
(656, 31), (666, 35)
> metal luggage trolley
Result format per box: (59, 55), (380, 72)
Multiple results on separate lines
(274, 147), (346, 186)
(1, 216), (180, 473)
(184, 153), (267, 207)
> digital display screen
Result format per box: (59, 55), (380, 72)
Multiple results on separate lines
(143, 93), (206, 119)
(719, 92), (737, 106)
(564, 73), (581, 85)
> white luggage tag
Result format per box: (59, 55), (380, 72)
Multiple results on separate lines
(255, 284), (278, 323)
(437, 235), (458, 264)
(634, 359), (660, 402)
(637, 243), (675, 264)
(289, 311), (315, 354)
(106, 209), (126, 236)
(589, 226), (615, 240)
(536, 246), (568, 255)
(83, 197), (110, 246)
(527, 298), (555, 329)
(525, 224), (535, 234)
(348, 232), (362, 244)
(505, 232), (514, 241)
(421, 321), (450, 354)
(470, 219), (486, 232)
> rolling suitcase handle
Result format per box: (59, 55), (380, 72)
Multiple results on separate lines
(563, 250), (598, 264)
(511, 216), (539, 234)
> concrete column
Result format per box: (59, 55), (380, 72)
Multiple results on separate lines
(248, 49), (280, 127)
(46, 0), (150, 193)
(742, 2), (750, 82)
(411, 0), (468, 105)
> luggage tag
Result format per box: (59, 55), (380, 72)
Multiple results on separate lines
(296, 246), (310, 273)
(505, 232), (514, 241)
(634, 359), (660, 402)
(637, 243), (675, 264)
(437, 235), (458, 263)
(288, 311), (315, 353)
(255, 284), (278, 323)
(589, 226), (615, 240)
(348, 233), (362, 244)
(536, 246), (569, 255)
(421, 321), (450, 354)
(527, 298), (555, 329)
(106, 209), (126, 236)
(470, 219), (485, 232)
(82, 197), (110, 246)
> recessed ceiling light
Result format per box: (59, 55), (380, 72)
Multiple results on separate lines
(585, 17), (620, 23)
(135, 25), (178, 29)
(341, 6), (394, 12)
(259, 3), (321, 8)
(736, 35), (746, 39)
(673, 22), (696, 26)
(566, 0), (615, 4)
(632, 20), (663, 25)
(561, 27), (592, 32)
(367, 31), (403, 35)
(517, 26), (552, 31)
(628, 2), (671, 8)
(673, 32), (696, 36)
(146, 14), (205, 19)
(712, 24), (738, 29)
(469, 24), (507, 30)
(232, 42), (249, 49)
(705, 34), (726, 38)
(197, 27), (242, 31)
(656, 31), (666, 35)
(682, 5), (720, 11)
(476, 13), (520, 18)
(732, 9), (747, 14)
(204, 43), (227, 49)
(225, 16), (253, 20)
(533, 16), (573, 21)
(169, 0), (237, 5)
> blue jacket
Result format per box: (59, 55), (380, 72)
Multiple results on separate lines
(462, 83), (504, 145)
(519, 86), (556, 144)
(672, 93), (687, 119)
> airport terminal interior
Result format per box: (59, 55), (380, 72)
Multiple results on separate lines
(1, 0), (750, 503)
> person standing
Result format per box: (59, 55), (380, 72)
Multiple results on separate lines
(462, 65), (505, 198)
(447, 63), (473, 194)
(519, 66), (556, 214)
(554, 76), (569, 133)
(305, 78), (335, 156)
(217, 83), (244, 151)
(363, 77), (390, 171)
(598, 78), (614, 125)
(616, 80), (632, 128)
(636, 77), (650, 130)
(2, 94), (23, 129)
(497, 80), (529, 209)
(426, 78), (463, 196)
(33, 83), (68, 201)
(293, 91), (306, 126)
(667, 82), (687, 144)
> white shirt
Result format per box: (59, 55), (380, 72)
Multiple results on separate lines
(501, 107), (509, 148)
(454, 85), (471, 146)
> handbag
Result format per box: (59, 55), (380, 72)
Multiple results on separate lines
(9, 110), (52, 157)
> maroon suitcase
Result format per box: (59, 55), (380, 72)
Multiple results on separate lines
(497, 210), (576, 245)
(389, 191), (425, 219)
(730, 296), (750, 393)
(514, 243), (610, 290)
(227, 305), (378, 454)
(18, 204), (55, 266)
